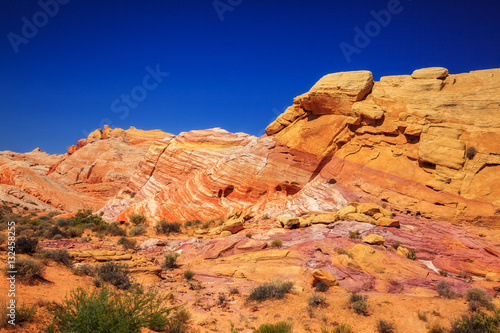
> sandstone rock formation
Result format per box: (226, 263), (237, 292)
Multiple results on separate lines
(0, 126), (169, 212)
(266, 67), (500, 224)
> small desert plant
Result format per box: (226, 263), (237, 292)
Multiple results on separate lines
(348, 230), (361, 239)
(129, 225), (147, 237)
(436, 281), (458, 299)
(163, 253), (180, 270)
(315, 281), (330, 292)
(336, 248), (353, 258)
(261, 214), (270, 220)
(184, 269), (194, 280)
(376, 319), (396, 333)
(117, 236), (137, 250)
(129, 213), (147, 225)
(72, 264), (94, 276)
(15, 302), (37, 325)
(67, 226), (84, 238)
(253, 321), (293, 333)
(333, 323), (354, 333)
(417, 310), (428, 322)
(270, 239), (283, 248)
(449, 310), (500, 333)
(36, 249), (72, 267)
(95, 262), (132, 290)
(48, 285), (188, 332)
(466, 147), (477, 160)
(107, 223), (127, 237)
(427, 322), (448, 333)
(155, 220), (181, 235)
(16, 236), (38, 254)
(229, 287), (240, 295)
(407, 250), (417, 260)
(246, 233), (253, 238)
(247, 279), (294, 302)
(348, 292), (369, 316)
(0, 301), (37, 328)
(7, 258), (45, 284)
(308, 294), (327, 308)
(465, 287), (495, 312)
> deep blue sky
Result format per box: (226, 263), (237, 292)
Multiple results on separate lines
(1, 0), (499, 154)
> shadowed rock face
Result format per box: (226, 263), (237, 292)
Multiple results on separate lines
(97, 68), (500, 225)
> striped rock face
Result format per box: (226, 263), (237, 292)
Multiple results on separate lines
(99, 68), (500, 225)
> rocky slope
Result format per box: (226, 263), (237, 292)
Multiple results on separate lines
(0, 126), (169, 212)
(100, 67), (500, 226)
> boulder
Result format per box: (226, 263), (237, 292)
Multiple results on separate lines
(362, 234), (386, 245)
(396, 246), (410, 257)
(376, 217), (400, 228)
(411, 67), (449, 80)
(485, 272), (500, 282)
(312, 269), (339, 287)
(278, 216), (300, 229)
(221, 218), (244, 234)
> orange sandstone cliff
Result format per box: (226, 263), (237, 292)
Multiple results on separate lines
(95, 67), (500, 226)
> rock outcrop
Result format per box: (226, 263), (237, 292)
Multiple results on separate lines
(267, 67), (500, 224)
(0, 126), (169, 212)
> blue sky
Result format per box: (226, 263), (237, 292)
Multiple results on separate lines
(1, 0), (499, 154)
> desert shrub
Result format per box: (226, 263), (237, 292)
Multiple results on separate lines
(348, 292), (369, 316)
(436, 281), (458, 299)
(336, 248), (353, 258)
(253, 321), (293, 333)
(0, 300), (37, 328)
(155, 220), (181, 235)
(450, 310), (500, 333)
(229, 287), (240, 295)
(348, 230), (361, 239)
(68, 209), (105, 227)
(117, 236), (137, 250)
(184, 220), (201, 227)
(67, 226), (84, 238)
(55, 218), (69, 228)
(417, 310), (428, 322)
(45, 226), (69, 240)
(308, 294), (327, 308)
(95, 262), (132, 290)
(270, 239), (283, 248)
(261, 214), (271, 220)
(465, 288), (495, 312)
(184, 269), (194, 280)
(163, 253), (180, 270)
(247, 279), (294, 302)
(315, 281), (330, 292)
(48, 285), (188, 333)
(16, 236), (38, 254)
(129, 225), (147, 237)
(333, 324), (354, 333)
(376, 319), (396, 333)
(15, 302), (37, 325)
(36, 249), (72, 267)
(407, 250), (417, 260)
(72, 264), (94, 276)
(7, 258), (45, 284)
(130, 214), (147, 225)
(107, 223), (127, 237)
(246, 233), (253, 238)
(466, 147), (477, 160)
(427, 322), (448, 333)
